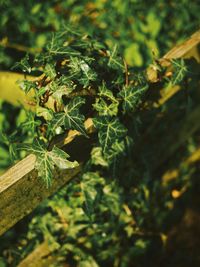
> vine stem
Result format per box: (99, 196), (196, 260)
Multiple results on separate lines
(123, 59), (129, 86)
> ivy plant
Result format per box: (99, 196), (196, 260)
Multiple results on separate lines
(11, 28), (188, 187)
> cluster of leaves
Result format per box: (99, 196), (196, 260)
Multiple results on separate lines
(23, 172), (153, 266)
(13, 29), (151, 185)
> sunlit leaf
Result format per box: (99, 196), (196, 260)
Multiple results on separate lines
(51, 97), (87, 136)
(19, 140), (78, 187)
(171, 58), (187, 85)
(36, 106), (53, 121)
(44, 63), (57, 79)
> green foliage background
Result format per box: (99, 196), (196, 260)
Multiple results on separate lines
(0, 1), (200, 267)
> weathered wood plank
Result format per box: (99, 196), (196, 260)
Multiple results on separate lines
(163, 30), (200, 60)
(0, 118), (93, 236)
(0, 154), (81, 236)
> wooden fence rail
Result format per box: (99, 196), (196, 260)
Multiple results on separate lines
(0, 30), (199, 266)
(0, 118), (93, 236)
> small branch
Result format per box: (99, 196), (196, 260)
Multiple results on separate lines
(67, 87), (97, 98)
(123, 59), (129, 86)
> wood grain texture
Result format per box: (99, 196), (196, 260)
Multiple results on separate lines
(163, 30), (200, 60)
(0, 154), (80, 236)
(0, 118), (93, 236)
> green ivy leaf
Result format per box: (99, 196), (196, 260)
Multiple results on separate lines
(19, 140), (78, 187)
(52, 87), (68, 103)
(51, 97), (87, 136)
(93, 99), (119, 116)
(46, 32), (81, 57)
(36, 106), (53, 121)
(35, 86), (48, 99)
(98, 82), (118, 103)
(49, 76), (76, 104)
(93, 83), (119, 116)
(12, 54), (32, 73)
(118, 84), (148, 113)
(81, 172), (105, 219)
(91, 147), (108, 167)
(104, 140), (126, 167)
(51, 86), (74, 104)
(170, 58), (187, 85)
(48, 146), (78, 169)
(98, 139), (131, 171)
(44, 63), (57, 79)
(0, 131), (18, 162)
(93, 117), (127, 153)
(69, 57), (97, 87)
(17, 80), (37, 94)
(107, 45), (124, 70)
(20, 110), (40, 135)
(68, 57), (82, 76)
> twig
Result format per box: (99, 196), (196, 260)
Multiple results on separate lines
(123, 59), (129, 86)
